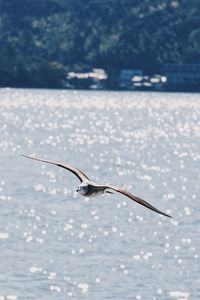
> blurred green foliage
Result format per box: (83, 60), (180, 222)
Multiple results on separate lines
(0, 0), (200, 88)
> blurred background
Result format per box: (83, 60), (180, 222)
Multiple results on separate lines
(0, 1), (200, 300)
(0, 0), (200, 91)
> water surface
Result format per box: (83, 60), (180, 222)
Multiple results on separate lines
(0, 89), (200, 300)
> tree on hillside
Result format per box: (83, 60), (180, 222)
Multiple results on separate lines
(0, 0), (199, 87)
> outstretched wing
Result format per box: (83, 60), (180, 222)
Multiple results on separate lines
(21, 154), (91, 183)
(105, 185), (172, 218)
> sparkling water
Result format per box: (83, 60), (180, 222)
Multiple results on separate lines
(0, 88), (199, 300)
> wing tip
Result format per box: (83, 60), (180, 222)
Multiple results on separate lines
(162, 212), (173, 219)
(166, 213), (173, 219)
(20, 153), (28, 158)
(20, 153), (33, 160)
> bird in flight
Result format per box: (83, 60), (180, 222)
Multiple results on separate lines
(22, 154), (172, 218)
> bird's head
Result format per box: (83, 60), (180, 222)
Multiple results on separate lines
(76, 183), (89, 195)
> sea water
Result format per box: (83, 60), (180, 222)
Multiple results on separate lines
(0, 88), (199, 300)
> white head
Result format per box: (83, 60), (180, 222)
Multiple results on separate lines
(76, 183), (89, 195)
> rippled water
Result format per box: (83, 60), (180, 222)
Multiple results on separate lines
(0, 88), (200, 300)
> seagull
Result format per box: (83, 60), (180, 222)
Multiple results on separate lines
(22, 154), (172, 218)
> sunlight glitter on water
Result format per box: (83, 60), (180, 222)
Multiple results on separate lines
(0, 89), (199, 299)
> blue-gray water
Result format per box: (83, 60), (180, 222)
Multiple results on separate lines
(0, 89), (200, 300)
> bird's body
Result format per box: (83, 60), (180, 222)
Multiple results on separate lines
(22, 154), (172, 218)
(78, 183), (105, 197)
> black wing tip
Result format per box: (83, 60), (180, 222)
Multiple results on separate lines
(20, 153), (29, 158)
(20, 153), (44, 162)
(162, 212), (173, 219)
(20, 153), (34, 159)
